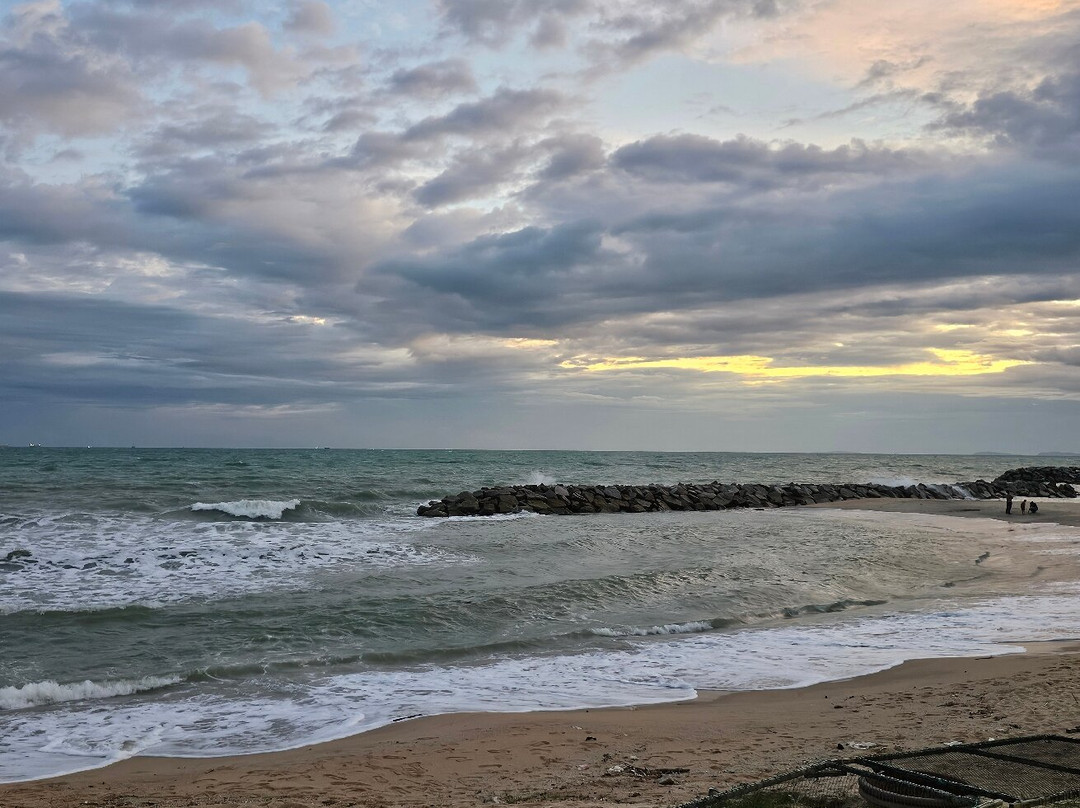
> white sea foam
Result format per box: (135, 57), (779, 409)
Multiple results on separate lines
(0, 517), (478, 614)
(0, 676), (182, 710)
(190, 499), (301, 519)
(7, 588), (1080, 783)
(591, 621), (713, 637)
(525, 471), (558, 485)
(444, 511), (538, 522)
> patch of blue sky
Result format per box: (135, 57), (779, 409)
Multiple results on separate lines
(591, 53), (913, 147)
(334, 0), (438, 49)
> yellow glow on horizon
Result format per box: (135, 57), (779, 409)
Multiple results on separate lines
(561, 348), (1031, 381)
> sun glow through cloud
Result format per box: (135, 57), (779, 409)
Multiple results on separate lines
(562, 349), (1032, 382)
(1, 0), (1079, 450)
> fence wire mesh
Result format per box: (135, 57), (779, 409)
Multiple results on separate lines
(679, 735), (1080, 808)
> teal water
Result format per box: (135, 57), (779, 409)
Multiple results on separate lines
(2, 448), (1080, 782)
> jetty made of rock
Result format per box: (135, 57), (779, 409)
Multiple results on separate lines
(417, 467), (1080, 518)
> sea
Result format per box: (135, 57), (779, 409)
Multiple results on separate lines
(3, 448), (1080, 783)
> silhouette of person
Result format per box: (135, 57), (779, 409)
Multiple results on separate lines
(1029, 501), (1039, 514)
(1005, 492), (1014, 514)
(1020, 499), (1028, 514)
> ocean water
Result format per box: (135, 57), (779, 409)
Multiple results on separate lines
(3, 448), (1080, 783)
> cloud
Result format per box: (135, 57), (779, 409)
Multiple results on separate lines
(436, 0), (589, 47)
(71, 4), (316, 95)
(611, 134), (929, 186)
(414, 142), (529, 207)
(0, 0), (142, 138)
(403, 87), (568, 141)
(586, 0), (789, 70)
(435, 0), (790, 70)
(730, 0), (1080, 132)
(372, 220), (620, 331)
(385, 58), (478, 98)
(0, 168), (131, 247)
(933, 68), (1080, 156)
(3, 0), (1079, 448)
(284, 0), (336, 37)
(538, 133), (606, 180)
(138, 107), (275, 158)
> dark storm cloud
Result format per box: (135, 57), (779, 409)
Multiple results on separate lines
(384, 220), (606, 294)
(624, 165), (1080, 300)
(934, 69), (1080, 156)
(374, 152), (1080, 338)
(385, 58), (478, 98)
(371, 221), (624, 331)
(0, 290), (433, 409)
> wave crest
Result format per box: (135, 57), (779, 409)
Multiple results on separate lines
(0, 676), (181, 710)
(190, 499), (301, 520)
(591, 620), (716, 637)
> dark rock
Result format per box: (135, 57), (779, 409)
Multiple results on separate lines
(417, 466), (1078, 517)
(994, 466), (1080, 485)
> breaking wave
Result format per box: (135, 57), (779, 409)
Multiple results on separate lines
(525, 471), (559, 486)
(190, 499), (301, 520)
(0, 676), (182, 710)
(591, 620), (716, 637)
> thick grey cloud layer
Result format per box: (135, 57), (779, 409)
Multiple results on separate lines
(2, 0), (1079, 450)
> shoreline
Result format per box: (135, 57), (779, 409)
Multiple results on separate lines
(808, 494), (1080, 526)
(5, 646), (1080, 807)
(4, 497), (1080, 807)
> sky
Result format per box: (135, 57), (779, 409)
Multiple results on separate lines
(1, 0), (1079, 452)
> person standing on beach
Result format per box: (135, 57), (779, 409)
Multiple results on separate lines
(1006, 492), (1014, 514)
(1021, 499), (1028, 514)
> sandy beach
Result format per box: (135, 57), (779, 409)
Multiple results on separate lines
(5, 497), (1079, 808)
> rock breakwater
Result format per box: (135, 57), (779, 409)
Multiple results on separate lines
(416, 467), (1079, 518)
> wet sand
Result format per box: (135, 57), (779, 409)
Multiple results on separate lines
(810, 495), (1080, 526)
(4, 495), (1079, 808)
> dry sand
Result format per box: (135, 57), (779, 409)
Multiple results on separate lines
(5, 496), (1080, 808)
